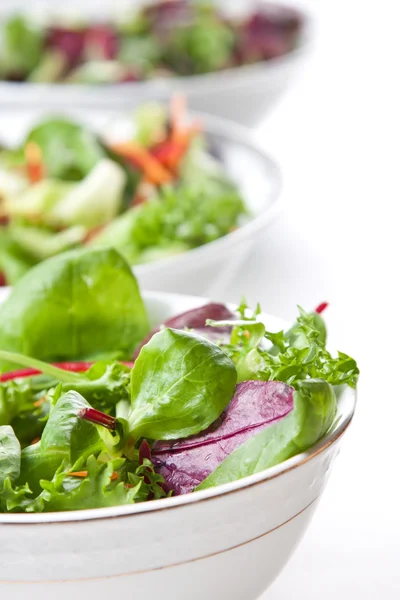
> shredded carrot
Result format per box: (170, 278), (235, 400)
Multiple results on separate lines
(24, 141), (45, 183)
(83, 225), (105, 244)
(33, 396), (47, 408)
(68, 471), (89, 478)
(30, 436), (41, 445)
(111, 141), (174, 185)
(243, 330), (251, 340)
(68, 470), (118, 480)
(151, 122), (202, 172)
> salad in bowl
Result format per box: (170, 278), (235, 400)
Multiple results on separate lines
(0, 247), (359, 514)
(0, 1), (303, 84)
(0, 1), (309, 125)
(0, 97), (253, 288)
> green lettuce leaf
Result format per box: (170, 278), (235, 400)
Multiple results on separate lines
(0, 426), (21, 491)
(0, 247), (149, 370)
(47, 158), (126, 228)
(0, 16), (44, 78)
(26, 118), (106, 181)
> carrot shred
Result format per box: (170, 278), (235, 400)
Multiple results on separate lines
(83, 225), (105, 244)
(68, 470), (118, 480)
(151, 122), (202, 172)
(33, 396), (47, 408)
(30, 436), (41, 445)
(68, 471), (88, 478)
(24, 141), (45, 183)
(111, 141), (174, 185)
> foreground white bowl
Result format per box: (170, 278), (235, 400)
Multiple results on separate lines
(0, 1), (310, 126)
(0, 111), (282, 297)
(0, 290), (356, 600)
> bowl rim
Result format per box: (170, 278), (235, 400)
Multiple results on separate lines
(0, 290), (357, 524)
(0, 110), (283, 279)
(0, 2), (312, 103)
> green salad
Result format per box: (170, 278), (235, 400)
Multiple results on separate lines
(0, 247), (359, 513)
(0, 2), (303, 84)
(0, 98), (246, 286)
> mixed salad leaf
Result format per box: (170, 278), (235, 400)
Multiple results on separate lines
(0, 248), (359, 513)
(0, 2), (303, 84)
(0, 98), (247, 285)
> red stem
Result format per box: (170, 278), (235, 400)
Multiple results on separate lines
(78, 408), (116, 431)
(315, 302), (329, 314)
(0, 361), (134, 383)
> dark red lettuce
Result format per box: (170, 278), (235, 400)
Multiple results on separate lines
(237, 7), (302, 62)
(46, 27), (87, 69)
(133, 303), (235, 359)
(152, 380), (294, 495)
(84, 25), (119, 61)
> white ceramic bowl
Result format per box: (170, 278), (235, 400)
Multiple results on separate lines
(0, 0), (311, 126)
(0, 111), (282, 297)
(0, 290), (356, 600)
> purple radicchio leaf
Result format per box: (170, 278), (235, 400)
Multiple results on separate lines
(133, 303), (235, 359)
(152, 380), (294, 495)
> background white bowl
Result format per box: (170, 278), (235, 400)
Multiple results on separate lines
(0, 290), (356, 600)
(0, 0), (311, 126)
(0, 111), (282, 297)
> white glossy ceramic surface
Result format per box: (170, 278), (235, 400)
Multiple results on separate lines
(0, 1), (311, 126)
(0, 111), (282, 297)
(0, 290), (356, 600)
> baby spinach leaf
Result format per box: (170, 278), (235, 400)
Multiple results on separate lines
(26, 118), (106, 181)
(197, 379), (337, 490)
(128, 328), (237, 440)
(0, 426), (21, 491)
(0, 248), (149, 371)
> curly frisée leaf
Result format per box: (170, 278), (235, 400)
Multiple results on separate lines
(216, 307), (359, 388)
(1, 455), (167, 513)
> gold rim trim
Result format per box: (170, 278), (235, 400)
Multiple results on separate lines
(1, 496), (319, 585)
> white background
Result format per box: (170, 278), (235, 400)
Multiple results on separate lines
(1, 0), (399, 597)
(218, 1), (400, 598)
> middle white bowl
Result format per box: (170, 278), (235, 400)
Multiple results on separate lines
(1, 111), (282, 297)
